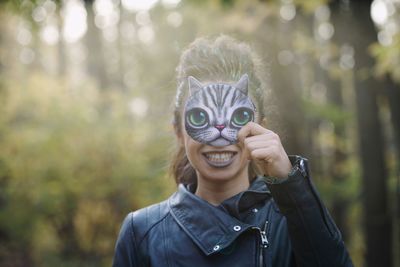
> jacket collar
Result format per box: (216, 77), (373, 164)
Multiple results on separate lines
(168, 176), (271, 255)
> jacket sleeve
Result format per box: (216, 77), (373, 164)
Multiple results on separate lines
(112, 213), (140, 267)
(267, 156), (353, 267)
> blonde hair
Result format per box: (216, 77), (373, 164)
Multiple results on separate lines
(170, 35), (269, 185)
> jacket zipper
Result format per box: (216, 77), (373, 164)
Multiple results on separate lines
(252, 220), (269, 267)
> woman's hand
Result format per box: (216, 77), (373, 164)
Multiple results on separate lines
(238, 122), (292, 179)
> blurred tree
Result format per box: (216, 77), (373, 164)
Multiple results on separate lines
(383, 75), (400, 267)
(84, 0), (108, 90)
(327, 0), (353, 244)
(339, 0), (392, 266)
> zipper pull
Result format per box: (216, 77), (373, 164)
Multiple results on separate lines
(260, 230), (269, 248)
(260, 221), (269, 248)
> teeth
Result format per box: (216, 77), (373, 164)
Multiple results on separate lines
(205, 152), (234, 162)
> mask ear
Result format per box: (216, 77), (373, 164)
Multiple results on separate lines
(188, 76), (203, 95)
(235, 74), (249, 95)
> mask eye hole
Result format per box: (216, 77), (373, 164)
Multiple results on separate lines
(231, 108), (253, 127)
(187, 108), (209, 128)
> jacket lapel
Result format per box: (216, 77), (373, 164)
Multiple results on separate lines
(168, 177), (272, 256)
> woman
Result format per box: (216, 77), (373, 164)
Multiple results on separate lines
(112, 35), (353, 267)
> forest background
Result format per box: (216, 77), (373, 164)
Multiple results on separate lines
(0, 0), (399, 266)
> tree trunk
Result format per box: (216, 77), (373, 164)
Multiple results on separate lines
(384, 75), (400, 267)
(384, 77), (400, 159)
(320, 65), (350, 241)
(349, 1), (392, 266)
(325, 0), (352, 244)
(84, 0), (108, 90)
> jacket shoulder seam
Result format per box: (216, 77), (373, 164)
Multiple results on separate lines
(130, 201), (171, 248)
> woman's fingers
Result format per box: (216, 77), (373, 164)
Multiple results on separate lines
(237, 122), (291, 178)
(245, 141), (281, 161)
(244, 133), (280, 146)
(237, 122), (270, 143)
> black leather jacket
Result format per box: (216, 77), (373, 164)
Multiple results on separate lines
(112, 157), (353, 267)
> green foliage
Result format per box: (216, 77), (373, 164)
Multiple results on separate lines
(0, 72), (175, 266)
(303, 99), (351, 128)
(369, 33), (400, 83)
(293, 0), (329, 14)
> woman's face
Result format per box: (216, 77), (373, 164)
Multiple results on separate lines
(179, 117), (250, 183)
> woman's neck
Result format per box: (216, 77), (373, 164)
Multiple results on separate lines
(194, 168), (250, 206)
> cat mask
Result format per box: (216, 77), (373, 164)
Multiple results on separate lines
(184, 74), (256, 147)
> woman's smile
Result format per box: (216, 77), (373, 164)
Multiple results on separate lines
(181, 124), (248, 183)
(202, 151), (238, 168)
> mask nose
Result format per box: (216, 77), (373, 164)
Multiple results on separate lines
(215, 124), (225, 131)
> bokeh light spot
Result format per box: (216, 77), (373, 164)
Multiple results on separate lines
(167, 12), (182, 28)
(129, 98), (149, 118)
(122, 0), (159, 12)
(17, 27), (32, 46)
(318, 22), (334, 40)
(40, 24), (59, 45)
(371, 0), (389, 26)
(62, 0), (87, 43)
(138, 26), (155, 44)
(32, 6), (47, 23)
(280, 4), (296, 21)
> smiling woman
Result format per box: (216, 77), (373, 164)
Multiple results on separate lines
(112, 35), (354, 267)
(171, 35), (268, 186)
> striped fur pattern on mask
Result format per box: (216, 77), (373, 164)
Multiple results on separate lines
(184, 74), (256, 147)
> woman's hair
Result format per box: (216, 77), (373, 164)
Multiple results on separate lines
(170, 35), (270, 185)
